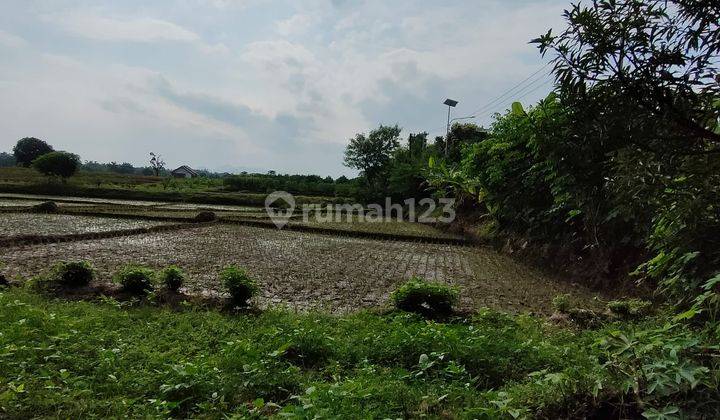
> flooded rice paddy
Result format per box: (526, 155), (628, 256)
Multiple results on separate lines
(0, 222), (601, 314)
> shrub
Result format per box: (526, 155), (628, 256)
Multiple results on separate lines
(194, 211), (217, 222)
(607, 298), (652, 318)
(51, 261), (94, 287)
(391, 277), (458, 316)
(32, 151), (80, 181)
(159, 265), (185, 292)
(32, 201), (58, 213)
(221, 266), (258, 306)
(552, 294), (571, 313)
(114, 265), (156, 294)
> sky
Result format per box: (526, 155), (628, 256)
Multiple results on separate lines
(0, 0), (569, 177)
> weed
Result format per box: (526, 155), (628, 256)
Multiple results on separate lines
(391, 277), (458, 316)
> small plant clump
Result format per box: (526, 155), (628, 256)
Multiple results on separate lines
(158, 265), (185, 292)
(114, 265), (156, 295)
(194, 211), (217, 222)
(391, 277), (458, 316)
(51, 261), (94, 287)
(221, 265), (258, 306)
(552, 293), (572, 313)
(607, 298), (652, 319)
(32, 201), (58, 213)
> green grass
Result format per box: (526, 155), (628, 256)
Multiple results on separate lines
(1, 287), (718, 417)
(0, 287), (611, 418)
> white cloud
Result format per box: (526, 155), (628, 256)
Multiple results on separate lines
(46, 13), (200, 42)
(0, 30), (28, 48)
(276, 13), (319, 36)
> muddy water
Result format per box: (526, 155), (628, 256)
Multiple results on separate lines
(0, 214), (171, 236)
(0, 224), (603, 314)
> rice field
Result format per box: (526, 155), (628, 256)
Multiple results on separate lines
(0, 193), (166, 207)
(0, 214), (172, 237)
(0, 223), (600, 313)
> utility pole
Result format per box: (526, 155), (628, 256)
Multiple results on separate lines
(443, 98), (458, 157)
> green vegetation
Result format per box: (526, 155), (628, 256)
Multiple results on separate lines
(32, 151), (80, 182)
(12, 137), (53, 167)
(391, 277), (458, 316)
(50, 261), (95, 288)
(27, 261), (95, 292)
(113, 265), (156, 295)
(158, 265), (185, 292)
(221, 266), (258, 306)
(1, 288), (718, 418)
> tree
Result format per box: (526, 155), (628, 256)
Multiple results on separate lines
(530, 0), (720, 302)
(13, 137), (53, 167)
(343, 124), (401, 191)
(32, 151), (80, 182)
(149, 152), (165, 177)
(0, 152), (15, 167)
(533, 0), (720, 153)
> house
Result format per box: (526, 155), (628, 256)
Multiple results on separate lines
(171, 165), (199, 178)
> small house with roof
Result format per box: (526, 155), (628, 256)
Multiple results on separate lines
(171, 165), (199, 178)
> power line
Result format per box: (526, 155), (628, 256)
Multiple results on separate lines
(467, 62), (552, 117)
(473, 78), (555, 122)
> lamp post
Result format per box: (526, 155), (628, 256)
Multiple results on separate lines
(443, 98), (458, 157)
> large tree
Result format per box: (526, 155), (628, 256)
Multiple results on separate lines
(13, 137), (54, 167)
(344, 125), (401, 190)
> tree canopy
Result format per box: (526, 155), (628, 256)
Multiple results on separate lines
(32, 151), (80, 181)
(13, 137), (54, 167)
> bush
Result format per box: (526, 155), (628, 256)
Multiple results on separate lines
(159, 265), (185, 292)
(221, 266), (258, 306)
(607, 298), (652, 318)
(114, 265), (156, 294)
(552, 294), (571, 313)
(391, 277), (458, 316)
(194, 211), (217, 222)
(32, 151), (80, 181)
(51, 261), (94, 287)
(32, 201), (58, 213)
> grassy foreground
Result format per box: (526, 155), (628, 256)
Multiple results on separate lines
(0, 288), (716, 418)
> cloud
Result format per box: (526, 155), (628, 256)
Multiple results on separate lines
(276, 13), (319, 36)
(47, 13), (199, 42)
(0, 30), (28, 48)
(0, 0), (571, 176)
(42, 12), (230, 54)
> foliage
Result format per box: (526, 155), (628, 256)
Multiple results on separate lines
(343, 125), (402, 193)
(220, 266), (258, 306)
(113, 265), (156, 295)
(530, 0), (720, 303)
(0, 152), (16, 167)
(2, 288), (719, 418)
(552, 294), (571, 313)
(607, 299), (652, 319)
(391, 277), (458, 316)
(599, 322), (719, 418)
(32, 152), (80, 182)
(12, 137), (53, 167)
(158, 266), (185, 292)
(223, 172), (350, 197)
(50, 261), (95, 288)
